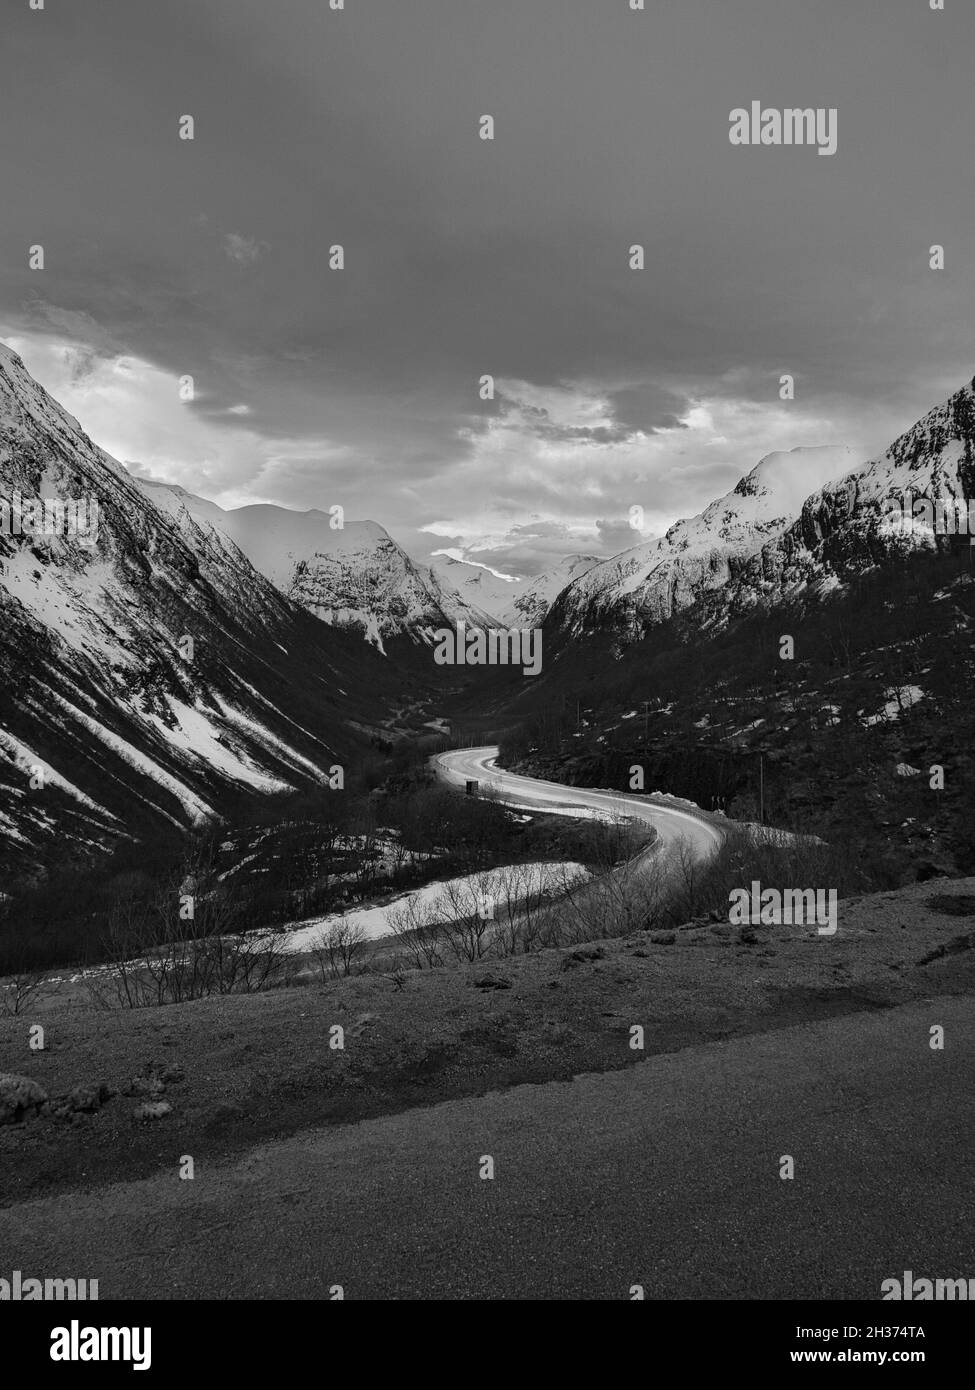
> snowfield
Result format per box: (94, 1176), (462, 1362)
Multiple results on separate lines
(282, 860), (591, 950)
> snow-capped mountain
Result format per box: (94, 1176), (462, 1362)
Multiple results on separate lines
(720, 379), (975, 609)
(0, 343), (402, 875)
(431, 554), (599, 627)
(548, 445), (864, 639)
(138, 484), (497, 650)
(429, 557), (523, 625)
(506, 555), (601, 626)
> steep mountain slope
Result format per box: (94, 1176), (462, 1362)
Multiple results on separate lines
(719, 379), (975, 612)
(548, 446), (863, 640)
(139, 484), (498, 649)
(431, 553), (600, 627)
(506, 555), (601, 627)
(0, 344), (406, 878)
(429, 557), (521, 625)
(495, 548), (975, 880)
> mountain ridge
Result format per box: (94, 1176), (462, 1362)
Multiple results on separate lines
(547, 444), (865, 640)
(716, 378), (975, 617)
(0, 344), (408, 877)
(137, 481), (501, 649)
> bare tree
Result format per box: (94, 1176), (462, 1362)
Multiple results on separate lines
(101, 838), (294, 1007)
(490, 862), (565, 956)
(387, 895), (445, 970)
(0, 969), (48, 1016)
(435, 875), (495, 962)
(310, 919), (367, 982)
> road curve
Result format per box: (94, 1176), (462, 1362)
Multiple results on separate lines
(434, 744), (723, 864)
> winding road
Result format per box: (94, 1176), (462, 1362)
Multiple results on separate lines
(434, 744), (724, 863)
(8, 754), (965, 1302)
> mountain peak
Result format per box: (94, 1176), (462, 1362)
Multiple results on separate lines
(136, 482), (491, 645)
(0, 338), (90, 445)
(552, 444), (864, 639)
(733, 445), (861, 506)
(711, 374), (975, 616)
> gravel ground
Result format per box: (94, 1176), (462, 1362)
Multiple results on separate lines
(2, 875), (975, 1206)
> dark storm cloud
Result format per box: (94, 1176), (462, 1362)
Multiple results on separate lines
(496, 396), (638, 447)
(595, 516), (645, 555)
(1, 0), (973, 567)
(607, 385), (691, 437)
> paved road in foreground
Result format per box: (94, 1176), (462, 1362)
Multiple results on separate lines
(434, 744), (723, 862)
(2, 995), (971, 1299)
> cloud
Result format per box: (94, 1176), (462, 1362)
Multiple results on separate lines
(415, 381), (878, 574)
(2, 0), (972, 579)
(595, 516), (647, 553)
(0, 329), (342, 507)
(1, 319), (900, 581)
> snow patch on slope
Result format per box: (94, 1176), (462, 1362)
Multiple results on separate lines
(0, 727), (114, 817)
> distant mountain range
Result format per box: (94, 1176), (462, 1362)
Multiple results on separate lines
(433, 554), (600, 628)
(4, 334), (975, 876)
(138, 481), (601, 643)
(137, 484), (500, 652)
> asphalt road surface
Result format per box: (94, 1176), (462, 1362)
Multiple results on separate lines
(2, 996), (971, 1299)
(434, 744), (723, 863)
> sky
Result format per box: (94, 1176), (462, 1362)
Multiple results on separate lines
(1, 0), (973, 577)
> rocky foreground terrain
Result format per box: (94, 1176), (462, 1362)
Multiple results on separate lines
(3, 876), (974, 1207)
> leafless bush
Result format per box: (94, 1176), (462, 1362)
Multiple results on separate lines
(544, 841), (669, 946)
(101, 843), (295, 1007)
(0, 970), (48, 1016)
(387, 896), (445, 969)
(105, 919), (294, 1008)
(489, 862), (564, 956)
(653, 822), (876, 931)
(310, 920), (367, 982)
(668, 835), (707, 923)
(434, 875), (495, 962)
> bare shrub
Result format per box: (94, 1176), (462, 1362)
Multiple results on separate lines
(654, 822), (880, 931)
(310, 920), (367, 983)
(0, 969), (48, 1016)
(667, 835), (707, 924)
(387, 895), (445, 970)
(101, 841), (294, 1007)
(489, 862), (576, 956)
(434, 875), (496, 962)
(546, 836), (668, 946)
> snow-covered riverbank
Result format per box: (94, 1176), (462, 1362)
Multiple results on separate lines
(283, 860), (590, 950)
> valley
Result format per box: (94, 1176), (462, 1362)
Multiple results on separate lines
(3, 344), (975, 1311)
(2, 0), (972, 1327)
